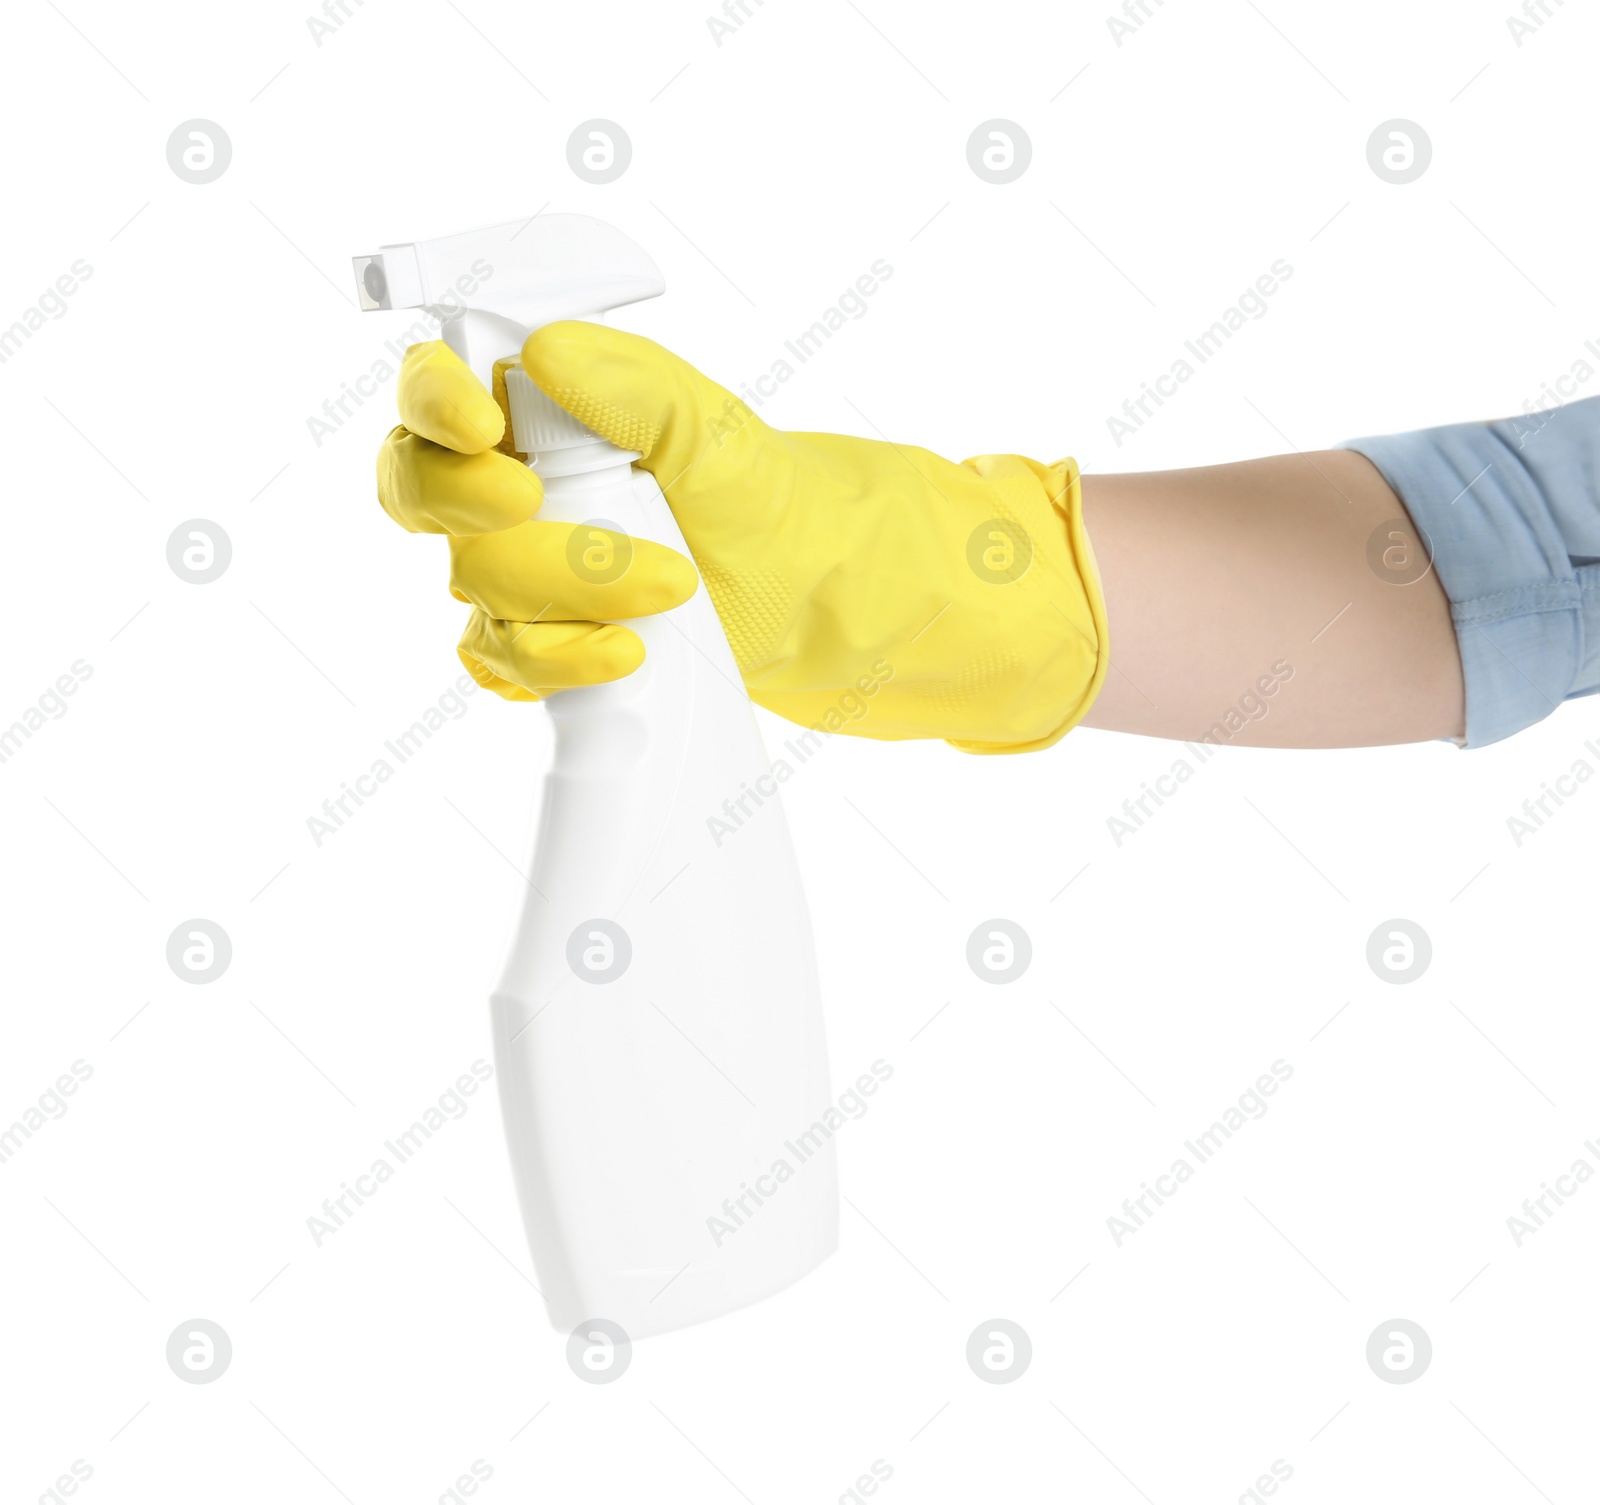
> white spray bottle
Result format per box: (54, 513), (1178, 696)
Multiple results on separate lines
(354, 215), (838, 1339)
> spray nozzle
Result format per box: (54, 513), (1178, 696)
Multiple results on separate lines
(352, 213), (663, 375)
(353, 213), (665, 473)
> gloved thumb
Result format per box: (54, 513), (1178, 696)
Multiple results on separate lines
(520, 321), (766, 496)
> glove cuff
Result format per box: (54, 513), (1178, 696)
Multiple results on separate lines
(947, 456), (1111, 755)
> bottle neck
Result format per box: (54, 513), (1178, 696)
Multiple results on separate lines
(531, 445), (637, 492)
(504, 363), (643, 483)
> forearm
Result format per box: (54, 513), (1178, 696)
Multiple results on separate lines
(1077, 450), (1466, 748)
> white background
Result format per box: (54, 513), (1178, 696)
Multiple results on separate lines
(3, 0), (1598, 1501)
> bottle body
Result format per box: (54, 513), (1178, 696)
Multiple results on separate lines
(491, 460), (838, 1339)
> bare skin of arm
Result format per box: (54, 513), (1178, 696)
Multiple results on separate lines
(1077, 450), (1466, 747)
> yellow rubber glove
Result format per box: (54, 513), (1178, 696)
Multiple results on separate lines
(377, 341), (698, 699)
(378, 326), (1109, 751)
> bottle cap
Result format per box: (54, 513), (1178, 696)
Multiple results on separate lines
(505, 366), (641, 478)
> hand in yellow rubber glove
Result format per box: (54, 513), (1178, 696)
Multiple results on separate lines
(377, 340), (698, 699)
(378, 325), (1109, 751)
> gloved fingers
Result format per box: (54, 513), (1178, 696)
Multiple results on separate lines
(378, 426), (543, 535)
(396, 340), (505, 454)
(521, 321), (769, 497)
(457, 610), (646, 700)
(449, 519), (698, 621)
